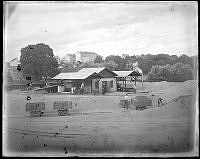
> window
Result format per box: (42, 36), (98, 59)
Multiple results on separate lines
(95, 81), (99, 89)
(110, 80), (113, 88)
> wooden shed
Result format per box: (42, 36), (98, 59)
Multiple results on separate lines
(52, 67), (117, 94)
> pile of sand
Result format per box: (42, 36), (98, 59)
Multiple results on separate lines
(135, 95), (195, 119)
(149, 80), (197, 102)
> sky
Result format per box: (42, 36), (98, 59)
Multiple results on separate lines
(4, 1), (198, 61)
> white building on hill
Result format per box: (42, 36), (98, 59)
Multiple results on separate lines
(61, 54), (76, 63)
(75, 51), (98, 63)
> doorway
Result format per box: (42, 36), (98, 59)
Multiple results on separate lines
(102, 81), (107, 94)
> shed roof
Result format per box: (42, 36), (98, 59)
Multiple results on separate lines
(78, 67), (106, 73)
(52, 72), (101, 80)
(52, 67), (117, 80)
(114, 67), (143, 77)
(78, 67), (117, 76)
(113, 71), (133, 77)
(9, 58), (20, 67)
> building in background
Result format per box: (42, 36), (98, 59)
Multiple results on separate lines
(54, 55), (61, 64)
(6, 58), (24, 81)
(61, 54), (76, 63)
(9, 58), (20, 68)
(75, 51), (98, 63)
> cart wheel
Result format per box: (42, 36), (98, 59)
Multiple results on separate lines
(40, 112), (43, 116)
(58, 110), (62, 116)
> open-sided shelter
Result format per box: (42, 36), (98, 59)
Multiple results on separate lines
(114, 67), (143, 91)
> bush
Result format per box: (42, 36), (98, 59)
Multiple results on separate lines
(147, 63), (194, 82)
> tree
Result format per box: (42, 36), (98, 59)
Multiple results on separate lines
(94, 55), (103, 63)
(20, 43), (60, 81)
(137, 56), (154, 74)
(103, 60), (118, 71)
(178, 54), (192, 66)
(105, 55), (127, 70)
(147, 63), (194, 82)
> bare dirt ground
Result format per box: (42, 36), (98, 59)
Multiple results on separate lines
(3, 80), (198, 157)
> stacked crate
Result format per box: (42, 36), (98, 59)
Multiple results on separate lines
(53, 101), (72, 116)
(119, 99), (131, 108)
(26, 102), (45, 117)
(131, 96), (152, 110)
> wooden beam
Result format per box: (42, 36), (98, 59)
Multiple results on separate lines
(135, 76), (137, 85)
(125, 77), (126, 89)
(91, 79), (92, 94)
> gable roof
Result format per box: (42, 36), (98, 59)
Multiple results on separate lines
(52, 72), (101, 80)
(78, 67), (105, 73)
(114, 68), (143, 77)
(78, 67), (117, 76)
(9, 58), (20, 67)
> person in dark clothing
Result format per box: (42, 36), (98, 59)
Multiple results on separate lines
(158, 97), (164, 107)
(124, 94), (130, 109)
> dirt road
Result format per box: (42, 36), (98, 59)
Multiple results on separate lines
(3, 80), (197, 156)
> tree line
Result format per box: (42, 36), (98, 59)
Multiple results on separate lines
(16, 43), (197, 82)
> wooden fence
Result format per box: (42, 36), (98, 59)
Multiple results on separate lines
(4, 82), (57, 91)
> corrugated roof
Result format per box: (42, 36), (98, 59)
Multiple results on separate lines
(114, 67), (143, 77)
(52, 67), (117, 80)
(78, 67), (106, 74)
(52, 72), (96, 80)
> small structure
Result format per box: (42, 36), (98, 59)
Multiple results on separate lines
(5, 58), (23, 81)
(52, 67), (117, 94)
(131, 96), (152, 110)
(78, 67), (117, 94)
(114, 67), (143, 92)
(53, 101), (72, 116)
(52, 71), (102, 94)
(26, 102), (45, 117)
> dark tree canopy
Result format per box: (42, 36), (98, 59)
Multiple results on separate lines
(147, 62), (194, 82)
(20, 43), (60, 81)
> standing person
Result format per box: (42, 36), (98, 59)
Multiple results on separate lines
(80, 82), (84, 95)
(158, 97), (163, 107)
(133, 84), (136, 94)
(27, 82), (32, 90)
(124, 93), (131, 109)
(102, 83), (105, 95)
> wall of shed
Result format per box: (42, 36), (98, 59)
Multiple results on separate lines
(83, 79), (92, 94)
(97, 78), (117, 93)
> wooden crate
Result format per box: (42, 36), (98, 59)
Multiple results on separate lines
(53, 101), (72, 110)
(26, 102), (45, 111)
(131, 96), (152, 107)
(119, 100), (131, 108)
